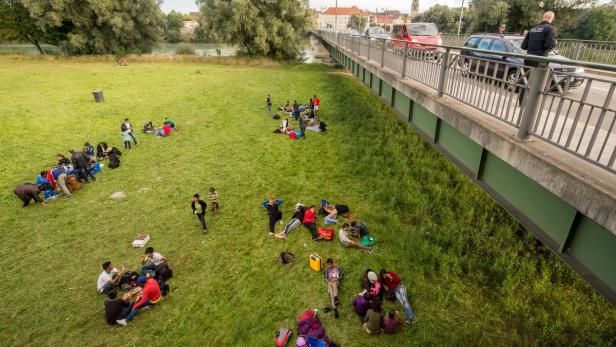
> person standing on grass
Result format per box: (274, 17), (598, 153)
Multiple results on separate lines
(313, 95), (321, 114)
(262, 198), (283, 236)
(121, 118), (138, 146)
(267, 94), (272, 114)
(379, 269), (416, 324)
(292, 100), (300, 121)
(192, 194), (208, 233)
(50, 165), (72, 199)
(299, 114), (307, 139)
(209, 187), (220, 213)
(303, 205), (319, 241)
(323, 258), (343, 318)
(14, 183), (46, 207)
(121, 129), (132, 150)
(97, 261), (126, 294)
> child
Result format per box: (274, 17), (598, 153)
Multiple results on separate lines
(122, 130), (131, 150)
(83, 142), (95, 161)
(209, 187), (220, 213)
(267, 94), (272, 114)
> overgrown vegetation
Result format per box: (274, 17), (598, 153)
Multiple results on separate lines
(0, 58), (614, 346)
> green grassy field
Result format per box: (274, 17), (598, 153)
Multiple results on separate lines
(0, 56), (614, 347)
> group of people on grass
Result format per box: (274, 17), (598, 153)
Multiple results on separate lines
(269, 94), (327, 139)
(322, 260), (416, 332)
(191, 188), (220, 233)
(99, 247), (173, 326)
(263, 198), (374, 252)
(142, 117), (177, 138)
(13, 141), (120, 206)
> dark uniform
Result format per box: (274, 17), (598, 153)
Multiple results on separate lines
(519, 21), (557, 105)
(14, 184), (43, 207)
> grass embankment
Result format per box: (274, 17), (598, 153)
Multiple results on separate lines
(0, 58), (614, 346)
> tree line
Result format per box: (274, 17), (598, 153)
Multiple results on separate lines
(416, 0), (616, 41)
(0, 0), (312, 58)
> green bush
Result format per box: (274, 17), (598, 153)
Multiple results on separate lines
(175, 43), (196, 55)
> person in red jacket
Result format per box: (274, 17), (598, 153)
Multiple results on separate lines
(118, 276), (161, 324)
(302, 205), (320, 241)
(380, 269), (416, 324)
(313, 95), (321, 114)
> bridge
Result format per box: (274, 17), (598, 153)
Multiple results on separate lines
(312, 30), (616, 306)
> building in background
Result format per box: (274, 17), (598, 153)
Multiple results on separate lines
(370, 10), (403, 27)
(318, 6), (371, 31)
(180, 20), (199, 39)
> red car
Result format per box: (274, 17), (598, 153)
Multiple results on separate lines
(391, 23), (443, 50)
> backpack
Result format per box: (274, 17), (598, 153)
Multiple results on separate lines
(334, 204), (349, 215)
(157, 278), (170, 296)
(317, 228), (334, 241)
(273, 114), (281, 120)
(277, 252), (295, 265)
(155, 263), (173, 281)
(275, 328), (292, 347)
(319, 121), (327, 132)
(360, 235), (375, 247)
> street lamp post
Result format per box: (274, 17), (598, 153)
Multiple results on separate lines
(457, 0), (465, 36)
(334, 0), (338, 31)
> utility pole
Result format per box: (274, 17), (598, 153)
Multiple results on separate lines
(457, 0), (465, 36)
(335, 0), (338, 31)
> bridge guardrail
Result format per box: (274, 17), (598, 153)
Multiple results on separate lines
(316, 30), (616, 174)
(442, 34), (616, 66)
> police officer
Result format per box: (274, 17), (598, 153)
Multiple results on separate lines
(518, 11), (557, 105)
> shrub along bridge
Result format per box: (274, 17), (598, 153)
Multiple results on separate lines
(313, 30), (616, 306)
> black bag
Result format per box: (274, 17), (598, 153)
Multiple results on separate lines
(158, 278), (170, 296)
(335, 204), (349, 215)
(272, 114), (281, 120)
(108, 153), (120, 169)
(319, 121), (327, 132)
(155, 263), (173, 281)
(111, 147), (122, 157)
(119, 271), (139, 286)
(277, 252), (295, 265)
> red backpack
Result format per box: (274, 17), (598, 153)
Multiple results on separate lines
(275, 328), (292, 347)
(317, 228), (334, 241)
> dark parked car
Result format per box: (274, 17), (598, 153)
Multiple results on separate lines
(460, 33), (585, 92)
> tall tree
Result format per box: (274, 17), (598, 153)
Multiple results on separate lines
(347, 14), (367, 32)
(0, 0), (52, 53)
(165, 10), (184, 43)
(197, 0), (311, 59)
(419, 5), (459, 33)
(467, 0), (509, 33)
(21, 0), (164, 56)
(574, 4), (616, 41)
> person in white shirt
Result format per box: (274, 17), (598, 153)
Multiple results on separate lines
(140, 247), (167, 273)
(339, 223), (371, 251)
(97, 261), (126, 294)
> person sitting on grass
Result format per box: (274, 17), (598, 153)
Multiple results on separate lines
(83, 142), (96, 161)
(14, 183), (46, 207)
(363, 300), (383, 335)
(276, 203), (305, 239)
(209, 187), (220, 213)
(140, 247), (167, 274)
(380, 269), (416, 324)
(262, 198), (283, 236)
(323, 258), (343, 318)
(117, 276), (161, 325)
(96, 142), (111, 160)
(302, 205), (320, 241)
(339, 223), (371, 252)
(283, 101), (292, 114)
(104, 290), (132, 326)
(36, 171), (59, 200)
(323, 205), (338, 225)
(143, 121), (155, 134)
(155, 123), (172, 137)
(350, 220), (368, 238)
(97, 261), (126, 294)
(359, 271), (382, 301)
(56, 153), (70, 167)
(163, 117), (176, 131)
(383, 310), (404, 334)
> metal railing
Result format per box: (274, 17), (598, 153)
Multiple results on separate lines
(316, 30), (616, 173)
(442, 34), (616, 65)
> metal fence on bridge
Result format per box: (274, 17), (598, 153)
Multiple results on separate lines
(442, 34), (616, 65)
(317, 30), (616, 174)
